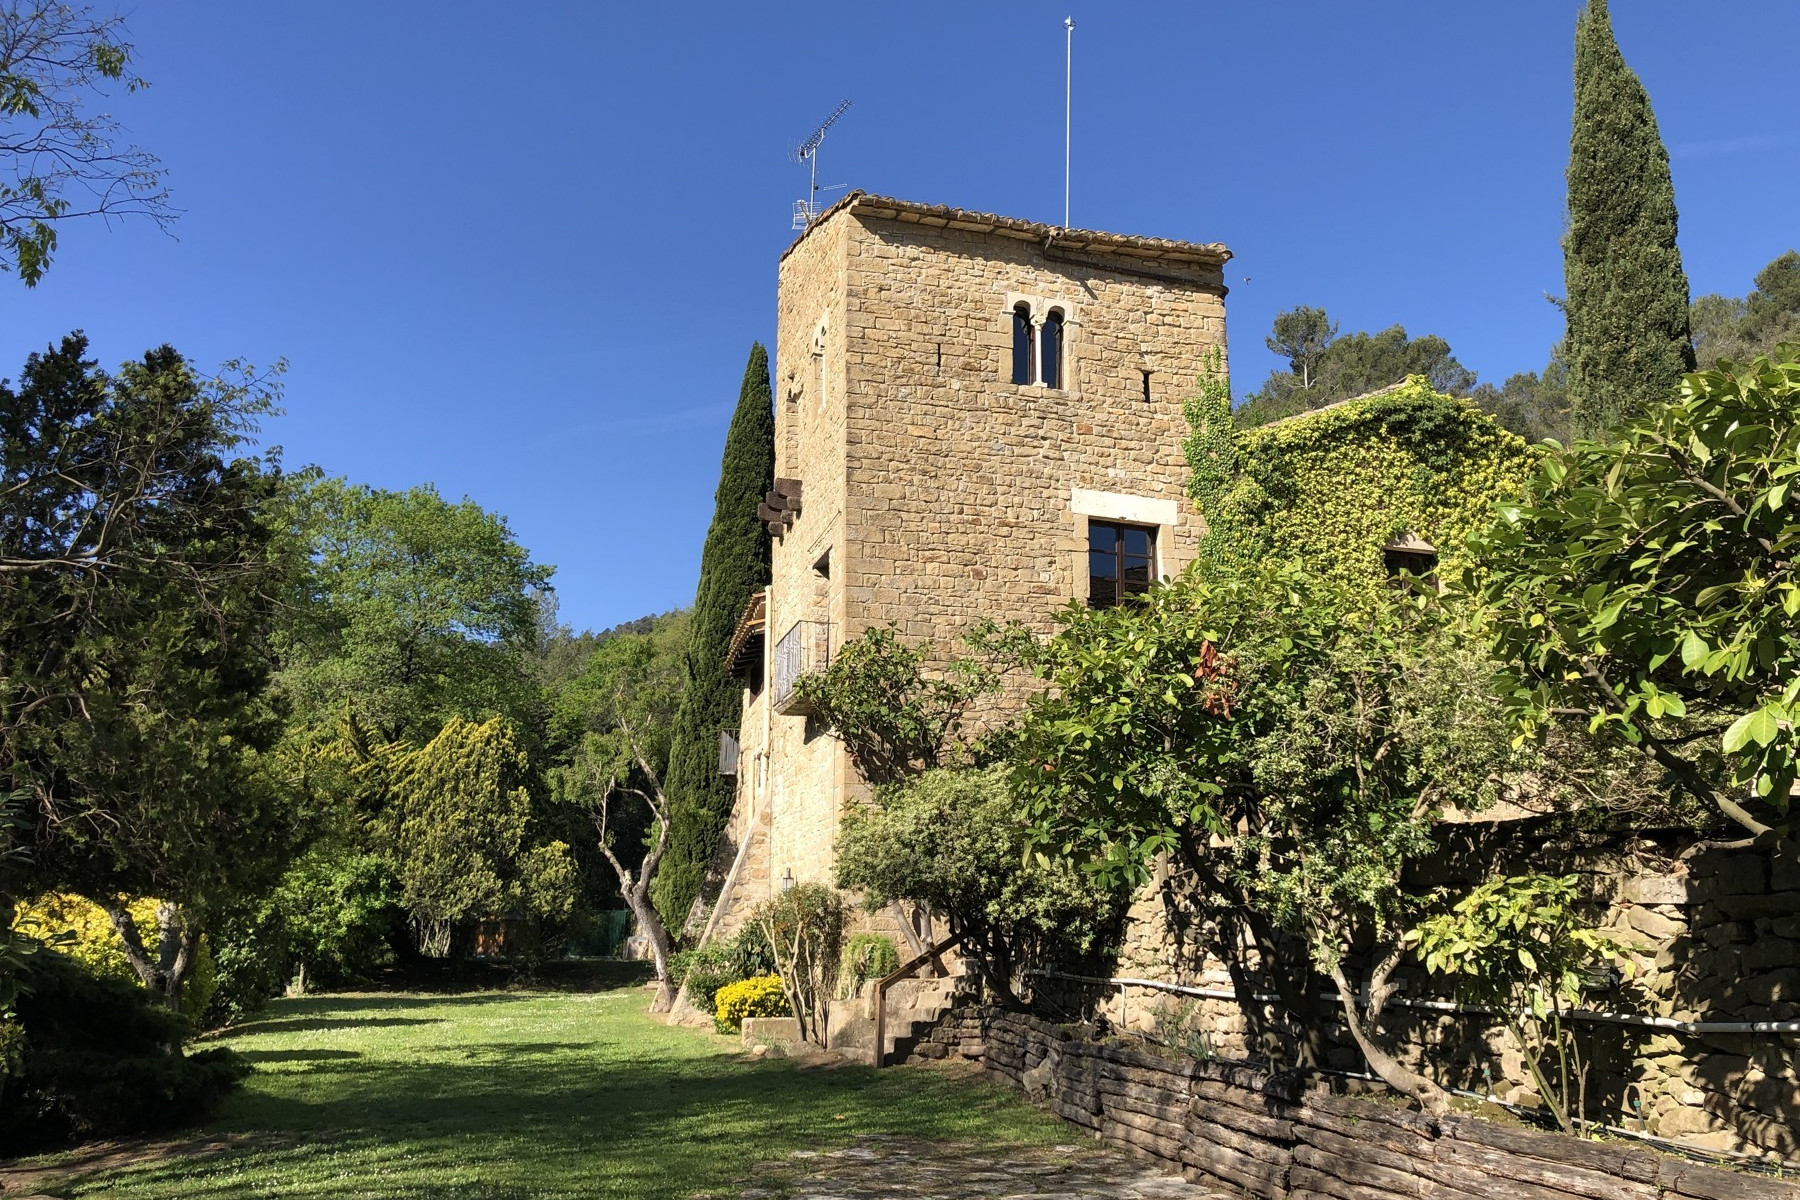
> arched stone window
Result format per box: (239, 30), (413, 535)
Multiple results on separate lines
(1011, 303), (1036, 385)
(1040, 309), (1065, 390)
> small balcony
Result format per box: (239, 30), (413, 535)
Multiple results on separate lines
(772, 619), (831, 716)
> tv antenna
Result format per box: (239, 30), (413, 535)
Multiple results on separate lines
(791, 99), (853, 230)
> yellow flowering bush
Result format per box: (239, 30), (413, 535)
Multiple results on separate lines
(712, 974), (789, 1032)
(16, 894), (217, 1021)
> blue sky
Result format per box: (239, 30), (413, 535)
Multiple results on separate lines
(4, 2), (1796, 633)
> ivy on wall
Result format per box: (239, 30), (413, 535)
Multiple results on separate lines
(1188, 376), (1533, 588)
(1180, 347), (1235, 520)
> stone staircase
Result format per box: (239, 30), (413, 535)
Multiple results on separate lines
(826, 953), (977, 1064)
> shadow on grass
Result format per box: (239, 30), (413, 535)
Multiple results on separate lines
(81, 1031), (1052, 1199)
(234, 1049), (361, 1064)
(228, 1015), (445, 1037)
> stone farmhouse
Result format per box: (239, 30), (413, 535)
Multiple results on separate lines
(699, 192), (1230, 949)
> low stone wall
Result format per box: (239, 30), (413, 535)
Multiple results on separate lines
(1082, 832), (1800, 1158)
(911, 1006), (1800, 1200)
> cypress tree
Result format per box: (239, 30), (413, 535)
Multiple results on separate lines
(652, 344), (775, 931)
(1563, 0), (1695, 437)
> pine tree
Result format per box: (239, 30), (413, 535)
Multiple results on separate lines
(652, 344), (775, 931)
(1563, 0), (1695, 437)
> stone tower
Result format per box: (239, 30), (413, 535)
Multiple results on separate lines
(703, 193), (1231, 943)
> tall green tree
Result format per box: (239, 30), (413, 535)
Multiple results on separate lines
(1562, 0), (1694, 436)
(352, 716), (578, 958)
(1236, 310), (1475, 427)
(551, 611), (691, 1010)
(0, 335), (294, 1007)
(653, 345), (774, 930)
(277, 478), (551, 747)
(1265, 306), (1337, 390)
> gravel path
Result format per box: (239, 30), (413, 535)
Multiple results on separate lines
(729, 1134), (1225, 1199)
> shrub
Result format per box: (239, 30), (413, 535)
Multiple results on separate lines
(672, 942), (740, 1014)
(712, 974), (789, 1033)
(840, 933), (899, 997)
(751, 884), (844, 1045)
(273, 849), (399, 988)
(672, 925), (778, 1014)
(0, 951), (248, 1153)
(204, 898), (287, 1027)
(17, 894), (218, 1022)
(836, 765), (1123, 1009)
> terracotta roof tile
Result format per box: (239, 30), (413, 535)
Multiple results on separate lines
(781, 192), (1232, 267)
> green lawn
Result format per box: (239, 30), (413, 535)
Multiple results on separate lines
(28, 972), (1066, 1199)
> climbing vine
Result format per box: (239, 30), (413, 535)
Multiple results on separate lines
(1189, 376), (1533, 591)
(1180, 347), (1236, 518)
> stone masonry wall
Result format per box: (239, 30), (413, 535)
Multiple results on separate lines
(725, 199), (1231, 944)
(910, 1005), (1800, 1200)
(764, 208), (853, 894)
(1063, 832), (1799, 1159)
(841, 214), (1223, 651)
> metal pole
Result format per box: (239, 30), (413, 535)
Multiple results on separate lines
(1064, 17), (1075, 228)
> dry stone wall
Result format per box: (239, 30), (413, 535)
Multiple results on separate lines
(1052, 831), (1799, 1160)
(911, 1005), (1800, 1200)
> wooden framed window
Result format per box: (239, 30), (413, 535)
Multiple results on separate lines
(1088, 520), (1156, 608)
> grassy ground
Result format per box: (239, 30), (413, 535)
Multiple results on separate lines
(17, 969), (1067, 1200)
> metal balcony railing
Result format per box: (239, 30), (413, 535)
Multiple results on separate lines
(772, 619), (830, 715)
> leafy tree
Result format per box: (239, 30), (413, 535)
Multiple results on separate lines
(0, 1), (172, 284)
(1011, 562), (1519, 1113)
(656, 344), (774, 931)
(1691, 251), (1800, 368)
(1266, 306), (1337, 390)
(750, 883), (843, 1046)
(1237, 312), (1475, 427)
(793, 625), (1002, 786)
(278, 477), (551, 746)
(0, 335), (294, 1008)
(271, 850), (397, 992)
(1562, 0), (1694, 435)
(355, 716), (578, 958)
(835, 765), (1121, 1009)
(551, 612), (691, 1010)
(1471, 351), (1572, 445)
(1409, 874), (1628, 1135)
(1467, 351), (1800, 847)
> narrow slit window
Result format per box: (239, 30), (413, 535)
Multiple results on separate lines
(1142, 370), (1152, 403)
(1040, 310), (1064, 389)
(1011, 304), (1036, 385)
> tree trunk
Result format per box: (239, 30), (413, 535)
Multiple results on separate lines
(625, 888), (675, 1013)
(1325, 957), (1450, 1120)
(99, 898), (197, 1009)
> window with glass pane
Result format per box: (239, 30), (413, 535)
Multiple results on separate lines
(1088, 521), (1156, 608)
(1011, 304), (1035, 385)
(1041, 310), (1064, 389)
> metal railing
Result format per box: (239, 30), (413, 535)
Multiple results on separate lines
(772, 619), (830, 715)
